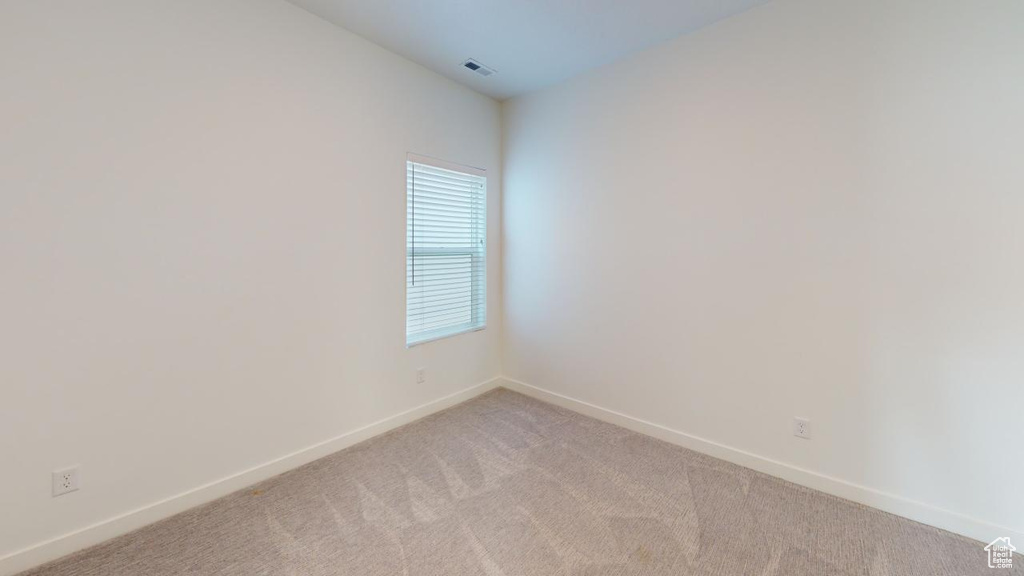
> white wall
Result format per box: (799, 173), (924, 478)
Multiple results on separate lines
(0, 0), (501, 566)
(503, 0), (1023, 541)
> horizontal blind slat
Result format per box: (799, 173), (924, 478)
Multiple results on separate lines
(404, 179), (484, 196)
(408, 304), (480, 321)
(408, 197), (483, 212)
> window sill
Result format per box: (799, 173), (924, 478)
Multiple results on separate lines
(406, 324), (486, 348)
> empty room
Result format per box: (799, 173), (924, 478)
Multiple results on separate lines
(2, 0), (1022, 574)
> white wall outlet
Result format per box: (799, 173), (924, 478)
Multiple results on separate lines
(793, 417), (811, 440)
(52, 466), (80, 497)
(416, 368), (427, 384)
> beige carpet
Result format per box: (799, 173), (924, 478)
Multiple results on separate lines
(21, 388), (1012, 575)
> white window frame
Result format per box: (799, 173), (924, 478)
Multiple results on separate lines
(406, 153), (487, 347)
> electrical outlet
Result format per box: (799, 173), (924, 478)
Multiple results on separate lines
(52, 466), (80, 497)
(416, 368), (427, 384)
(793, 418), (811, 440)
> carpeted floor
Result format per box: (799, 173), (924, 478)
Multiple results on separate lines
(22, 388), (1011, 575)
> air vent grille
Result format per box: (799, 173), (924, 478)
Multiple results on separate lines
(462, 59), (496, 77)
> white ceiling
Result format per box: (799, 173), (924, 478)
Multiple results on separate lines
(287, 0), (770, 100)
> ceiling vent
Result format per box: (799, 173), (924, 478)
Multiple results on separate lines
(462, 59), (496, 77)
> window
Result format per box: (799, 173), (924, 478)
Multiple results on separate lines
(406, 155), (486, 346)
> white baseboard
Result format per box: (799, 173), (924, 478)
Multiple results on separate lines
(499, 377), (1022, 546)
(0, 378), (502, 576)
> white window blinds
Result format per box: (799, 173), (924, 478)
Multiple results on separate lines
(406, 155), (487, 346)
